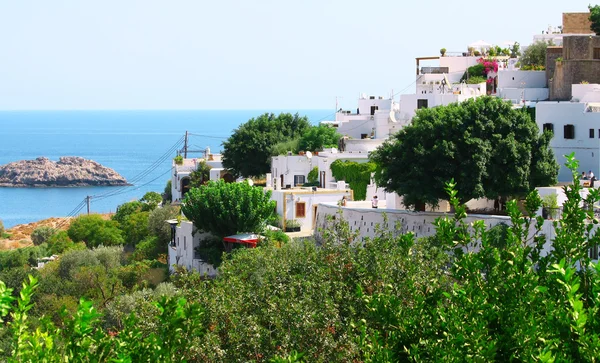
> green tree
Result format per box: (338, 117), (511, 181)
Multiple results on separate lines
(520, 40), (549, 68)
(67, 214), (124, 248)
(164, 180), (172, 203)
(140, 192), (162, 211)
(222, 113), (311, 177)
(112, 201), (143, 225)
(298, 125), (341, 152)
(30, 226), (56, 246)
(46, 231), (84, 255)
(371, 96), (558, 209)
(590, 5), (600, 35)
(181, 181), (276, 238)
(189, 161), (212, 188)
(121, 211), (150, 246)
(148, 204), (180, 245)
(0, 219), (4, 236)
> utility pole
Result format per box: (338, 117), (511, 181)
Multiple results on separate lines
(86, 196), (91, 215)
(184, 131), (188, 159)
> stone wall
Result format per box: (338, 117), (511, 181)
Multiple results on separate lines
(546, 46), (563, 84)
(562, 12), (592, 34)
(549, 36), (600, 100)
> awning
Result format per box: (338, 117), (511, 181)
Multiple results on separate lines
(223, 233), (262, 248)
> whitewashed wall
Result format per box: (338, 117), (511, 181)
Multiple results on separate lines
(536, 101), (600, 181)
(498, 70), (547, 88)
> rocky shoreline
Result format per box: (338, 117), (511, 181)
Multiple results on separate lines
(0, 157), (130, 188)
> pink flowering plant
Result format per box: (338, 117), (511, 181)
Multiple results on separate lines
(477, 57), (498, 75)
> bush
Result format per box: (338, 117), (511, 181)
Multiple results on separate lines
(307, 167), (318, 184)
(121, 211), (150, 246)
(132, 236), (162, 261)
(112, 201), (143, 225)
(46, 231), (85, 255)
(31, 226), (56, 246)
(68, 214), (124, 248)
(164, 180), (172, 203)
(148, 205), (180, 245)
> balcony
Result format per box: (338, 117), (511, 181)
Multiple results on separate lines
(420, 67), (450, 74)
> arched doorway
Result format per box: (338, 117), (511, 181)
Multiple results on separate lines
(181, 177), (191, 198)
(221, 173), (234, 183)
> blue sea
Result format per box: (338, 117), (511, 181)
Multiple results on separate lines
(0, 110), (330, 228)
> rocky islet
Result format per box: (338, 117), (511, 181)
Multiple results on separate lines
(0, 157), (129, 187)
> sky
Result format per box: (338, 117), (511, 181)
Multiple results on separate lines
(0, 0), (594, 110)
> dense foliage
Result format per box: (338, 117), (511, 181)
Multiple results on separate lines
(298, 125), (341, 152)
(520, 40), (550, 69)
(330, 160), (376, 201)
(371, 96), (558, 209)
(222, 113), (311, 177)
(67, 214), (124, 248)
(181, 180), (276, 237)
(4, 158), (600, 361)
(590, 5), (600, 35)
(189, 160), (212, 188)
(3, 156), (600, 361)
(163, 180), (172, 203)
(30, 226), (56, 246)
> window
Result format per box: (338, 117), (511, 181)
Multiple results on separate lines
(564, 124), (575, 139)
(417, 99), (428, 109)
(295, 202), (306, 218)
(591, 245), (599, 260)
(594, 48), (600, 60)
(361, 133), (369, 139)
(543, 124), (554, 132)
(370, 105), (379, 115)
(591, 129), (595, 138)
(294, 175), (305, 186)
(184, 236), (186, 250)
(543, 123), (554, 133)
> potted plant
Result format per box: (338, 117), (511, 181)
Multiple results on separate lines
(285, 219), (301, 232)
(174, 155), (184, 165)
(542, 194), (560, 220)
(440, 48), (447, 56)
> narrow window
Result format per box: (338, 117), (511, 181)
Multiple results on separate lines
(294, 175), (305, 186)
(564, 124), (575, 139)
(295, 202), (306, 218)
(591, 129), (595, 138)
(370, 106), (379, 115)
(184, 236), (186, 250)
(543, 123), (554, 133)
(417, 99), (428, 109)
(594, 48), (600, 60)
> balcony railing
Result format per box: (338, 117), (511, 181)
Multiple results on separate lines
(421, 67), (450, 74)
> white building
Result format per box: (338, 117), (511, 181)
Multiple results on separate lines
(535, 84), (600, 181)
(171, 148), (233, 202)
(167, 221), (218, 277)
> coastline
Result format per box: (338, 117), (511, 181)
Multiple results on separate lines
(0, 182), (132, 188)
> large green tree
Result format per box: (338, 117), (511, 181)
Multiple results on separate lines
(590, 5), (600, 35)
(298, 125), (341, 152)
(181, 181), (276, 238)
(371, 96), (558, 209)
(222, 113), (311, 177)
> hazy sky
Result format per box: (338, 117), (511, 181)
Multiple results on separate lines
(0, 0), (593, 110)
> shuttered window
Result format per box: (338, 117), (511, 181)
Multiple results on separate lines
(295, 202), (306, 218)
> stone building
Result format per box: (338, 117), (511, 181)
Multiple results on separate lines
(548, 35), (600, 100)
(562, 12), (593, 34)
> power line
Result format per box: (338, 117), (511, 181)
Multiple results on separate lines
(91, 136), (184, 200)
